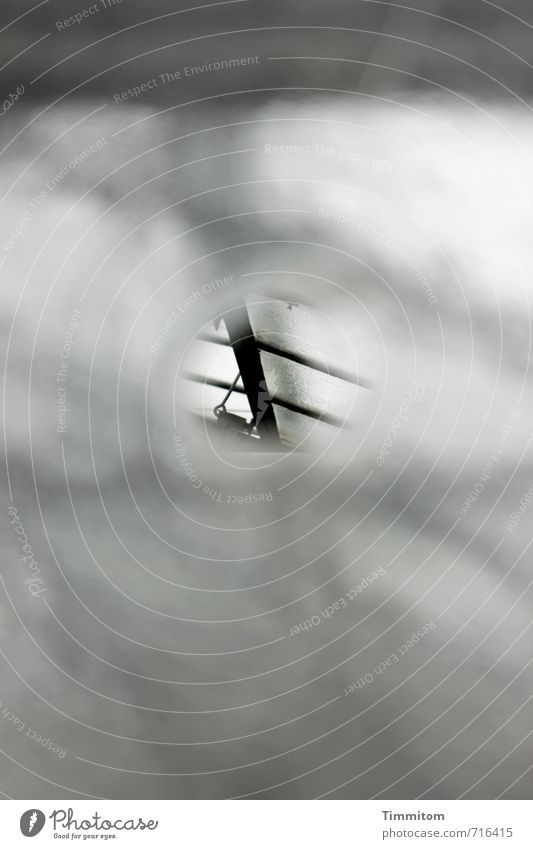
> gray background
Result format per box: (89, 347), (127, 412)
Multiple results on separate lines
(1, 0), (533, 799)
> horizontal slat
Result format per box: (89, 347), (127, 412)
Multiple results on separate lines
(196, 331), (370, 389)
(183, 373), (349, 428)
